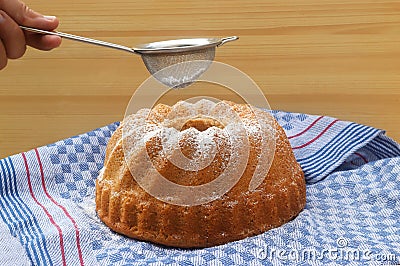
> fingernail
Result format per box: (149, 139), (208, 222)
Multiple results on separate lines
(43, 15), (57, 21)
(0, 12), (5, 23)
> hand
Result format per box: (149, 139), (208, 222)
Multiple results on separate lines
(0, 0), (61, 70)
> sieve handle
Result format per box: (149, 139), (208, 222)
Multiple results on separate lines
(20, 26), (136, 54)
(218, 36), (239, 47)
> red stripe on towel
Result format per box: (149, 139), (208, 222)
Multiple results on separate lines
(354, 152), (368, 164)
(22, 152), (67, 266)
(292, 119), (339, 150)
(288, 116), (324, 139)
(34, 149), (85, 266)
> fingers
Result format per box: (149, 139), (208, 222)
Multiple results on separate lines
(0, 40), (7, 70)
(0, 10), (26, 59)
(0, 0), (62, 70)
(0, 0), (59, 30)
(25, 33), (61, 51)
(0, 0), (61, 51)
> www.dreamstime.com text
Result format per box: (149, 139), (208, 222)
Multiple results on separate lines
(255, 238), (397, 263)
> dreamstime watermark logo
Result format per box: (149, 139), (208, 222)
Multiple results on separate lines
(122, 60), (276, 206)
(255, 237), (398, 263)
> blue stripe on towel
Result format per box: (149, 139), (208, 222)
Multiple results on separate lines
(0, 158), (53, 265)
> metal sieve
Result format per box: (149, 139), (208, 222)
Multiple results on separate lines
(20, 26), (238, 88)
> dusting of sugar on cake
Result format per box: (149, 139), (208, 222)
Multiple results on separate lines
(95, 98), (306, 248)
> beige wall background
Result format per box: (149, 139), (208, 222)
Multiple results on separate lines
(0, 0), (399, 158)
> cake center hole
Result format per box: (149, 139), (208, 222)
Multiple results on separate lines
(180, 116), (225, 132)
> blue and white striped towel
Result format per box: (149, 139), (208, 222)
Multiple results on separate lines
(1, 110), (399, 266)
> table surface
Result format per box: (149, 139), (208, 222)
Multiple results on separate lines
(1, 0), (399, 158)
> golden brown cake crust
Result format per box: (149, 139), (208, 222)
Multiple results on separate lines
(96, 100), (306, 248)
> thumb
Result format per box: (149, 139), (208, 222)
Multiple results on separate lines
(0, 0), (59, 30)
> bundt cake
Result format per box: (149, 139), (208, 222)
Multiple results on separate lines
(96, 99), (306, 248)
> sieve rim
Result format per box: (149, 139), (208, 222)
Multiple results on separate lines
(133, 36), (237, 54)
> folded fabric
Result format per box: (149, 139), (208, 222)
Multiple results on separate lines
(0, 110), (399, 266)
